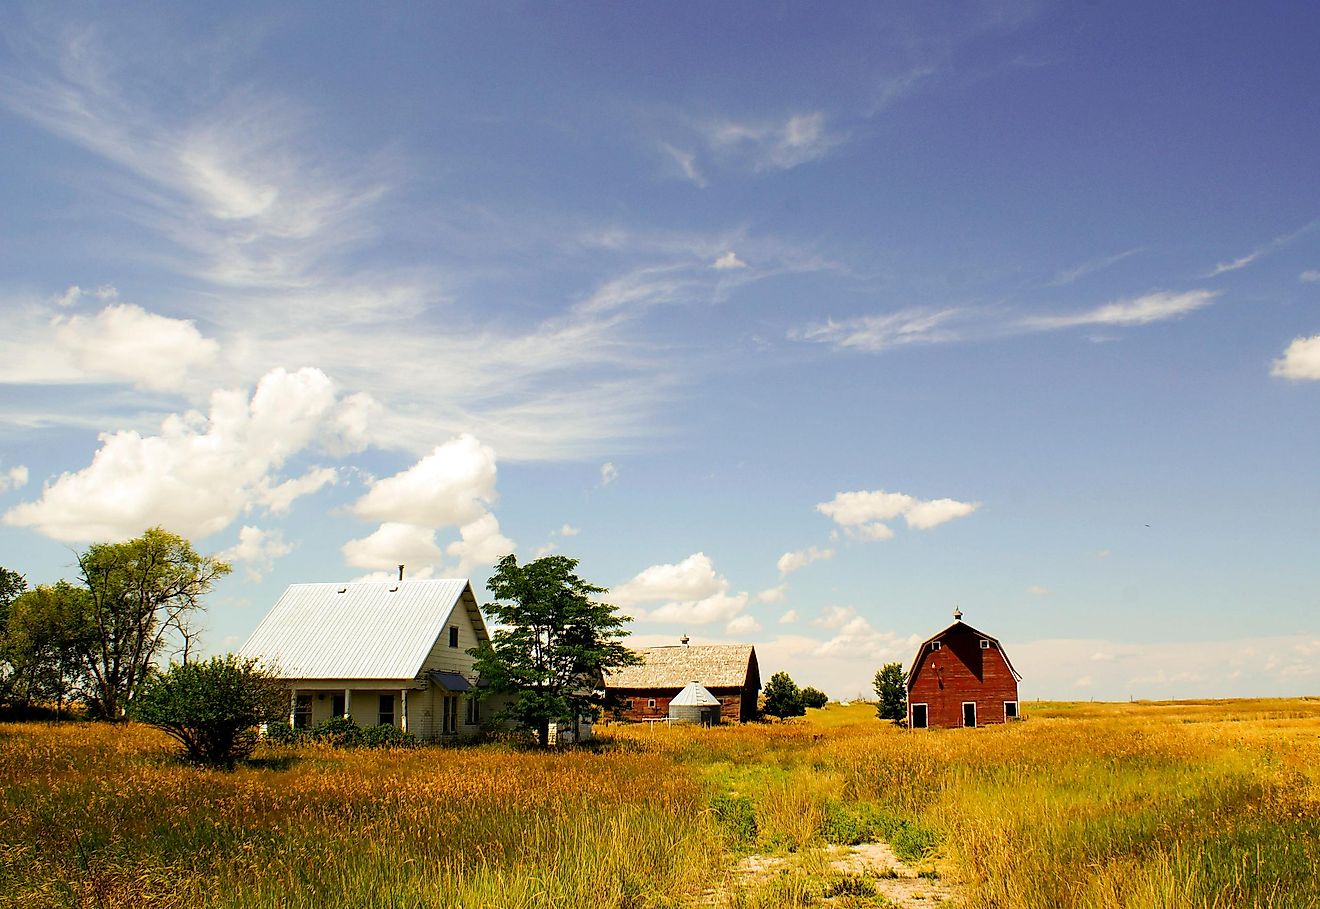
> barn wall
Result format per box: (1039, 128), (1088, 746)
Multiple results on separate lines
(907, 625), (1019, 729)
(613, 687), (749, 722)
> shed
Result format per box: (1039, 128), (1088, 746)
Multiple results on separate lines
(905, 608), (1022, 730)
(237, 577), (494, 741)
(668, 680), (722, 726)
(605, 639), (761, 722)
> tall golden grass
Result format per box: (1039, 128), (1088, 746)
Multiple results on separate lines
(3, 698), (1317, 908)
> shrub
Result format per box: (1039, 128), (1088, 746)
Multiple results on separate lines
(361, 723), (416, 748)
(263, 721), (300, 745)
(710, 793), (758, 848)
(130, 655), (286, 768)
(801, 686), (829, 709)
(310, 715), (363, 747)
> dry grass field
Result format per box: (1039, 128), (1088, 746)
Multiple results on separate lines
(3, 698), (1318, 908)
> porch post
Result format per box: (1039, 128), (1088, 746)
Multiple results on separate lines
(344, 688), (352, 722)
(400, 688), (409, 733)
(289, 688), (298, 727)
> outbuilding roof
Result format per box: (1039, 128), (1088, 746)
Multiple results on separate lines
(670, 680), (721, 707)
(238, 579), (488, 680)
(605, 644), (760, 690)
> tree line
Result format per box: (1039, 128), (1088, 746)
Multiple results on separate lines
(0, 527), (229, 719)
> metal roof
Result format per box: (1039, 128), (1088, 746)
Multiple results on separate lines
(238, 579), (484, 680)
(429, 670), (472, 692)
(670, 680), (721, 707)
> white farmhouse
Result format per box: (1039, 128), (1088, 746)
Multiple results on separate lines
(238, 578), (491, 740)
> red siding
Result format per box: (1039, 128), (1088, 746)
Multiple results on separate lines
(613, 686), (753, 722)
(907, 623), (1019, 729)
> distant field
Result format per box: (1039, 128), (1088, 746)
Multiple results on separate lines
(3, 698), (1318, 908)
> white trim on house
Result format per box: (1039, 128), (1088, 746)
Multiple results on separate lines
(962, 701), (977, 728)
(910, 703), (929, 729)
(1004, 700), (1019, 721)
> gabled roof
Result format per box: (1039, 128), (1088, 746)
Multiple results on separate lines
(905, 619), (1022, 688)
(605, 644), (760, 690)
(238, 579), (488, 680)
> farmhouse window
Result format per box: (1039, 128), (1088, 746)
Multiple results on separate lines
(293, 694), (313, 729)
(1004, 701), (1019, 721)
(911, 703), (928, 729)
(979, 639), (990, 649)
(332, 693), (346, 718)
(930, 641), (941, 651)
(449, 626), (460, 648)
(379, 694), (396, 726)
(647, 698), (657, 708)
(465, 695), (480, 726)
(442, 695), (458, 734)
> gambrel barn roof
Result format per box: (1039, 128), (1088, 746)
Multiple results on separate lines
(238, 579), (488, 680)
(905, 618), (1022, 689)
(606, 644), (760, 690)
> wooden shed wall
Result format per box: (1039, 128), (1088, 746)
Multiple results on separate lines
(907, 624), (1019, 729)
(614, 686), (750, 722)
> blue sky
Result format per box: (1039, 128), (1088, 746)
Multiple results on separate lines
(1, 2), (1317, 700)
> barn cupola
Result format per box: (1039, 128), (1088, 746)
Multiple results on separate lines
(953, 606), (963, 622)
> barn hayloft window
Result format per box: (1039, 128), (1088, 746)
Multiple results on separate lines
(980, 639), (990, 649)
(930, 641), (942, 651)
(647, 698), (657, 708)
(448, 626), (459, 648)
(1004, 701), (1019, 721)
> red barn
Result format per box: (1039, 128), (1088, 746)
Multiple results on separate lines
(905, 609), (1021, 729)
(605, 641), (761, 723)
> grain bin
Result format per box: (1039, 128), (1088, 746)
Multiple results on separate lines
(668, 680), (722, 726)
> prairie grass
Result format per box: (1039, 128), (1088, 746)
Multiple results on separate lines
(3, 698), (1318, 908)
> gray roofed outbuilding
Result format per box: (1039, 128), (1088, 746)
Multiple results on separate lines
(238, 579), (487, 680)
(605, 644), (759, 690)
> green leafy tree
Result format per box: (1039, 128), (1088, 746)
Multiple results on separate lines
(4, 583), (93, 717)
(471, 554), (640, 748)
(77, 528), (230, 719)
(762, 671), (805, 720)
(800, 686), (829, 709)
(130, 655), (286, 767)
(0, 566), (29, 708)
(873, 662), (907, 721)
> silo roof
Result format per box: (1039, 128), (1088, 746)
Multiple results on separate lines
(670, 680), (721, 706)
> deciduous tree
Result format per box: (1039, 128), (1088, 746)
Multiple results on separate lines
(762, 671), (805, 720)
(800, 686), (829, 709)
(4, 582), (93, 717)
(873, 661), (907, 721)
(471, 554), (639, 748)
(77, 528), (230, 718)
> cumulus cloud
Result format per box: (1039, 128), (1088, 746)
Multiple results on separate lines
(1301, 270), (1320, 283)
(600, 462), (619, 486)
(777, 546), (834, 576)
(54, 303), (220, 390)
(611, 552), (749, 625)
(713, 250), (746, 270)
(726, 614), (761, 635)
(4, 367), (360, 541)
(342, 522), (445, 573)
(445, 512), (515, 573)
(560, 523), (580, 537)
(816, 489), (979, 539)
(1271, 335), (1320, 381)
(0, 465), (28, 493)
(778, 609), (798, 624)
(756, 584), (787, 604)
(218, 525), (293, 580)
(352, 435), (497, 527)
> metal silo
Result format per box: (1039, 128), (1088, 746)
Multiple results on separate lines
(668, 680), (722, 726)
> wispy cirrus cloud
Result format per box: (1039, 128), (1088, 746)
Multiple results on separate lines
(1205, 219), (1319, 277)
(793, 290), (1217, 353)
(1046, 248), (1143, 287)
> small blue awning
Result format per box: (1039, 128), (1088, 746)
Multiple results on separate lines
(429, 671), (473, 692)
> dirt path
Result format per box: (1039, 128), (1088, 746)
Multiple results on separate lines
(709, 840), (959, 907)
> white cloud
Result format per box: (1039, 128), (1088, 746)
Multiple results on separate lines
(816, 489), (979, 538)
(259, 467), (338, 514)
(778, 609), (798, 624)
(4, 367), (357, 542)
(533, 542), (558, 558)
(1271, 335), (1320, 381)
(0, 465), (28, 493)
(726, 615), (761, 635)
(706, 112), (845, 172)
(342, 522), (444, 573)
(612, 552), (725, 606)
(1301, 270), (1320, 283)
(559, 523), (580, 537)
(661, 143), (707, 187)
(218, 525), (293, 580)
(351, 435), (497, 527)
(777, 546), (834, 576)
(713, 250), (746, 270)
(611, 552), (749, 625)
(1021, 290), (1217, 330)
(756, 584), (787, 604)
(1206, 220), (1318, 277)
(600, 462), (619, 486)
(814, 605), (858, 630)
(1047, 248), (1143, 287)
(445, 512), (515, 573)
(1026, 584), (1051, 596)
(54, 284), (118, 308)
(791, 307), (963, 352)
(1096, 548), (1112, 559)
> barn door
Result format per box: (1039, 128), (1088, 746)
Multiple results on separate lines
(911, 704), (928, 729)
(962, 702), (977, 728)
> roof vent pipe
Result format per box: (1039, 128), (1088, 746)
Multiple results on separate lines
(398, 564), (405, 582)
